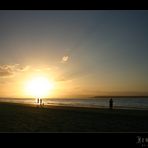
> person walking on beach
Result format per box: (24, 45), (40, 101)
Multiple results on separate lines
(40, 99), (42, 106)
(37, 98), (39, 104)
(109, 98), (113, 109)
(36, 98), (40, 107)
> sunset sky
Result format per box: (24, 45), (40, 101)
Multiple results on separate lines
(0, 10), (148, 98)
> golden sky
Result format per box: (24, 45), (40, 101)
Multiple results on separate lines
(0, 11), (148, 98)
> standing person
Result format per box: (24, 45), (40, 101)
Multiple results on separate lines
(109, 98), (113, 109)
(36, 98), (40, 107)
(40, 99), (42, 106)
(37, 98), (39, 104)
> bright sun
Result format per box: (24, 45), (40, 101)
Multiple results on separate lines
(25, 76), (54, 98)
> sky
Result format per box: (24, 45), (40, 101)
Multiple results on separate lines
(0, 10), (148, 98)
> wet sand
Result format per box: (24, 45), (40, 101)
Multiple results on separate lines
(0, 102), (148, 132)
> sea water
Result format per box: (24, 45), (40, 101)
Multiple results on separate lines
(0, 97), (148, 110)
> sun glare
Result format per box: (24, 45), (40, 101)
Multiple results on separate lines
(25, 76), (54, 98)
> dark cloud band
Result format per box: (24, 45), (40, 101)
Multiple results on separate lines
(0, 64), (29, 77)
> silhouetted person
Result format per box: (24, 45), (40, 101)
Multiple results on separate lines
(36, 98), (40, 107)
(109, 98), (113, 109)
(37, 98), (39, 104)
(40, 99), (42, 105)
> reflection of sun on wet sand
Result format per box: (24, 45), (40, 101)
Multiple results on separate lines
(0, 102), (148, 132)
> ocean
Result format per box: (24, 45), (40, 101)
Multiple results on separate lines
(0, 97), (148, 110)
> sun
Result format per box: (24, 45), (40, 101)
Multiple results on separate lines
(25, 76), (54, 98)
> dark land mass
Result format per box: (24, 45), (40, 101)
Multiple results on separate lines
(0, 102), (148, 132)
(93, 96), (148, 98)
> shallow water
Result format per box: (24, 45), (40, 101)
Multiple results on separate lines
(0, 97), (148, 110)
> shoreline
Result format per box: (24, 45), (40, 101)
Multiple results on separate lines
(1, 100), (148, 111)
(2, 101), (148, 115)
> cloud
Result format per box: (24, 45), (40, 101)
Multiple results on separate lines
(0, 64), (30, 78)
(19, 65), (30, 72)
(61, 56), (69, 63)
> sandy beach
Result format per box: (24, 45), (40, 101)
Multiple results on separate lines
(0, 102), (148, 132)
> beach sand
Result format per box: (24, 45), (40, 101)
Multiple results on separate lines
(0, 102), (148, 132)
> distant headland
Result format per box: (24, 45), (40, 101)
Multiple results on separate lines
(92, 96), (148, 98)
